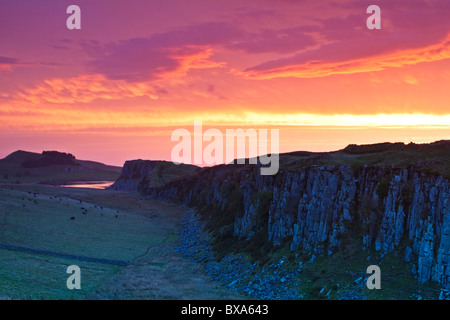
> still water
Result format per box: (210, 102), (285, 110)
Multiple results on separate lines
(59, 181), (114, 189)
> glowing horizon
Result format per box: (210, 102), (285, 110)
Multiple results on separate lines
(1, 0), (449, 166)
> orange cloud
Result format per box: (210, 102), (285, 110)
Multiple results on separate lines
(16, 74), (159, 105)
(242, 33), (450, 79)
(157, 47), (225, 83)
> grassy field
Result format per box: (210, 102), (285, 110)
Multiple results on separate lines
(0, 184), (247, 300)
(0, 185), (184, 299)
(0, 250), (119, 300)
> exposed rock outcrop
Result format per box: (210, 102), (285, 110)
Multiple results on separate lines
(146, 162), (449, 289)
(113, 141), (450, 290)
(110, 159), (200, 192)
(110, 160), (160, 192)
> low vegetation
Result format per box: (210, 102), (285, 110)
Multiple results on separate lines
(0, 185), (184, 299)
(285, 140), (450, 179)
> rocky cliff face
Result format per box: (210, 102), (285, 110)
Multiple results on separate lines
(110, 160), (160, 191)
(146, 160), (450, 290)
(111, 159), (200, 191)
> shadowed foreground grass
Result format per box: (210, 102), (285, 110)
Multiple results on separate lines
(0, 185), (247, 300)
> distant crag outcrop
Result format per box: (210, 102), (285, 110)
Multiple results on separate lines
(0, 150), (121, 184)
(22, 151), (78, 168)
(110, 159), (200, 192)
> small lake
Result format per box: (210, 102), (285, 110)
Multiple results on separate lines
(59, 181), (114, 189)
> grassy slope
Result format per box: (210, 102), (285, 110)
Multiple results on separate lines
(0, 185), (184, 299)
(144, 161), (201, 188)
(283, 140), (450, 179)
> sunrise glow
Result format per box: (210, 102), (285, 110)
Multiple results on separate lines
(1, 0), (449, 166)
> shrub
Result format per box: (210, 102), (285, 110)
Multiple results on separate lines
(401, 181), (414, 212)
(376, 176), (391, 200)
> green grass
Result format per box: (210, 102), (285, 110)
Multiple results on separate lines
(283, 142), (450, 179)
(0, 250), (119, 300)
(147, 161), (200, 188)
(0, 185), (185, 299)
(0, 188), (164, 260)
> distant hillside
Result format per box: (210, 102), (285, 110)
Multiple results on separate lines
(21, 151), (77, 168)
(282, 140), (450, 179)
(111, 159), (201, 192)
(0, 150), (122, 185)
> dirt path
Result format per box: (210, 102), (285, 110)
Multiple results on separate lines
(88, 243), (248, 300)
(69, 189), (249, 299)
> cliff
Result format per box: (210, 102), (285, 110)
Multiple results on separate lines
(110, 159), (200, 192)
(129, 141), (450, 292)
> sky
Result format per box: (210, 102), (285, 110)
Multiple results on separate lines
(1, 0), (449, 166)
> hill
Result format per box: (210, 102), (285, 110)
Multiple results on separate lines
(0, 150), (122, 185)
(281, 140), (450, 179)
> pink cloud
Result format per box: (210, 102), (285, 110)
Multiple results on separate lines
(243, 0), (450, 78)
(0, 56), (21, 71)
(84, 22), (241, 82)
(15, 74), (159, 105)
